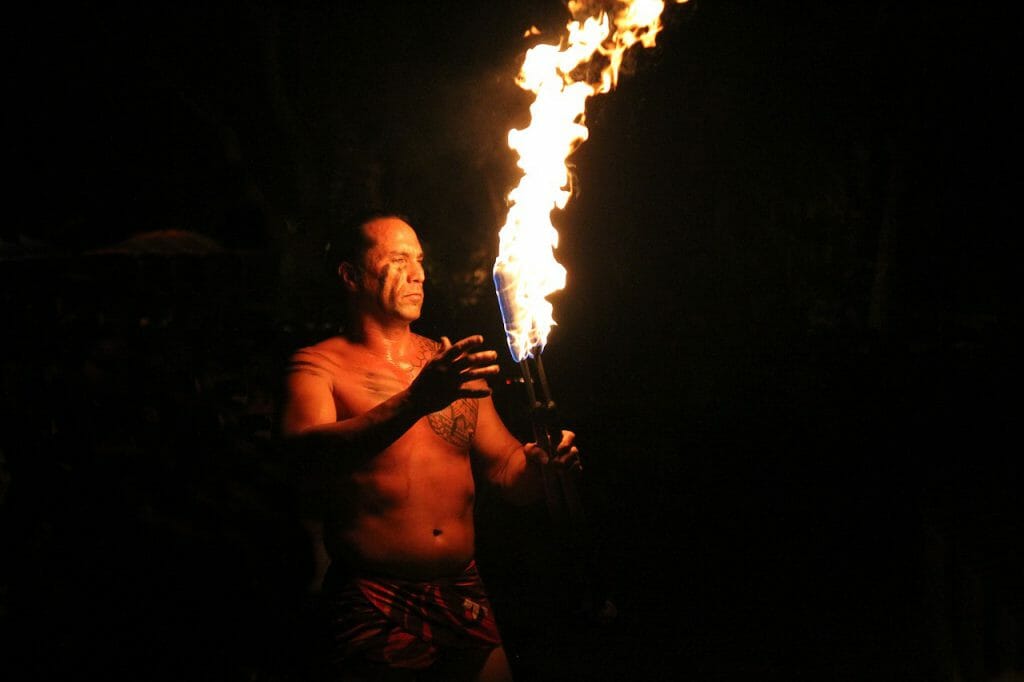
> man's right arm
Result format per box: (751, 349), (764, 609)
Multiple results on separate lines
(280, 336), (500, 465)
(280, 359), (423, 461)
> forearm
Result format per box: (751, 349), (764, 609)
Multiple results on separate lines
(490, 443), (545, 505)
(287, 389), (424, 467)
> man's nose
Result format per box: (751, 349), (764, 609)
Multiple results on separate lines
(409, 260), (425, 282)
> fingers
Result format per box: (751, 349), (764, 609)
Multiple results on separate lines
(451, 349), (497, 373)
(438, 336), (499, 380)
(552, 430), (579, 469)
(455, 334), (485, 348)
(456, 357), (498, 381)
(459, 365), (500, 381)
(525, 431), (582, 472)
(523, 442), (549, 466)
(441, 334), (484, 361)
(547, 442), (580, 472)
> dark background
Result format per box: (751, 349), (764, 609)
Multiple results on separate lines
(3, 1), (1021, 680)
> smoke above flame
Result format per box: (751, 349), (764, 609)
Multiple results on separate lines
(493, 0), (685, 362)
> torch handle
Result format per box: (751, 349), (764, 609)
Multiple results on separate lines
(517, 355), (611, 624)
(526, 395), (588, 534)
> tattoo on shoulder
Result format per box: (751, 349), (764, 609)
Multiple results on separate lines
(428, 398), (479, 450)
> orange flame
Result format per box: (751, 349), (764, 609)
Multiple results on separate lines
(494, 0), (685, 362)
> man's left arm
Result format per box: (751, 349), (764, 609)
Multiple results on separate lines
(470, 392), (578, 505)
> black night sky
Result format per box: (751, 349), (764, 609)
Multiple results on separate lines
(4, 2), (1021, 680)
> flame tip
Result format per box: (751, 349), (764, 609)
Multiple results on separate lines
(497, 0), (676, 359)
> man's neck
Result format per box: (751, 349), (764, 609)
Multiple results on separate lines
(346, 314), (416, 364)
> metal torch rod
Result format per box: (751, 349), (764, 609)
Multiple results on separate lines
(517, 351), (609, 622)
(533, 353), (553, 408)
(519, 357), (553, 453)
(519, 353), (586, 532)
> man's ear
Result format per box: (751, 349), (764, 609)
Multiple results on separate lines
(338, 262), (360, 292)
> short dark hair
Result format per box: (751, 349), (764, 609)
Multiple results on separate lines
(324, 209), (411, 270)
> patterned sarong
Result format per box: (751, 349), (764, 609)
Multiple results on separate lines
(323, 560), (502, 670)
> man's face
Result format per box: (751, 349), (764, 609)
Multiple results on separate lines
(351, 217), (426, 323)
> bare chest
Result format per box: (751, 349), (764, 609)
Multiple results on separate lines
(336, 362), (414, 414)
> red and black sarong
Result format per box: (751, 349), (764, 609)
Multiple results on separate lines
(323, 560), (502, 671)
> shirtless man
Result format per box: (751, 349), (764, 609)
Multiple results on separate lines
(281, 214), (578, 681)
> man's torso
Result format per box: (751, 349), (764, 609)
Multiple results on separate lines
(292, 334), (482, 579)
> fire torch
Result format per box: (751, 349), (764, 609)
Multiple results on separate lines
(492, 0), (685, 619)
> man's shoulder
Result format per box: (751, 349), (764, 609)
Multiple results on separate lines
(289, 337), (352, 375)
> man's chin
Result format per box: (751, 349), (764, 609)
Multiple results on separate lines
(398, 304), (422, 322)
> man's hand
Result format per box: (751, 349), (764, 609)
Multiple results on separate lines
(524, 429), (581, 472)
(407, 335), (500, 414)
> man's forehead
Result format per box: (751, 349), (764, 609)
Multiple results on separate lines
(363, 217), (422, 252)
